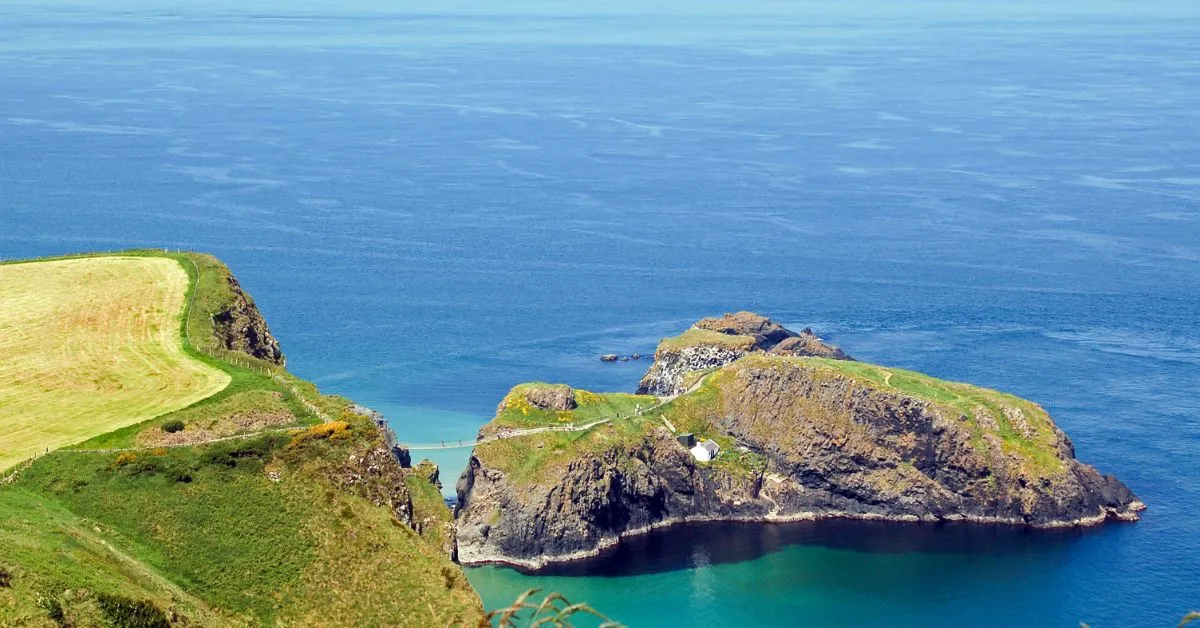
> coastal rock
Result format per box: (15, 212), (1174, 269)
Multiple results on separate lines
(503, 384), (577, 411)
(415, 459), (442, 490)
(692, 311), (796, 347)
(456, 332), (1143, 570)
(771, 329), (851, 359)
(212, 274), (285, 365)
(338, 443), (415, 528)
(636, 312), (850, 396)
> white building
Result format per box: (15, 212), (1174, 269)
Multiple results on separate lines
(689, 439), (720, 462)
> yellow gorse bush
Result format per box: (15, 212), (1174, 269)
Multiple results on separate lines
(286, 420), (351, 450)
(574, 390), (603, 407)
(111, 452), (137, 468)
(499, 391), (534, 416)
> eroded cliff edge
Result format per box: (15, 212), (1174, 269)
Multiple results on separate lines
(455, 314), (1143, 570)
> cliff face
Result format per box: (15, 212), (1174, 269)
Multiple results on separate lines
(637, 312), (849, 396)
(212, 274), (285, 366)
(455, 428), (760, 567)
(456, 319), (1143, 570)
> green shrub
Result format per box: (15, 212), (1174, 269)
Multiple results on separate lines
(126, 457), (165, 477)
(0, 565), (10, 587)
(95, 593), (170, 628)
(38, 597), (66, 626)
(160, 420), (185, 434)
(200, 434), (280, 469)
(167, 465), (194, 483)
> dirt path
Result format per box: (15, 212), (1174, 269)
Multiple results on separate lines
(40, 375), (711, 458)
(404, 375), (710, 451)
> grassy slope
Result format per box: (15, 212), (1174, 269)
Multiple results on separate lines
(0, 256), (231, 469)
(0, 487), (233, 626)
(0, 250), (482, 626)
(475, 384), (659, 486)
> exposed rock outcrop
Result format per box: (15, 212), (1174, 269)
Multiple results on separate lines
(509, 384), (577, 411)
(415, 459), (442, 490)
(637, 312), (849, 396)
(338, 443), (416, 528)
(456, 323), (1143, 570)
(212, 274), (285, 366)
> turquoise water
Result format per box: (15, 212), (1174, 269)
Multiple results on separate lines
(2, 1), (1198, 625)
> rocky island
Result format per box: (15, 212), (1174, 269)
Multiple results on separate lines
(455, 312), (1144, 570)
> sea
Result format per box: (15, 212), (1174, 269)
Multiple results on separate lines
(1, 1), (1198, 625)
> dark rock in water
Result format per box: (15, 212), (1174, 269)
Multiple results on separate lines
(631, 354), (643, 360)
(637, 311), (851, 396)
(600, 353), (619, 362)
(392, 446), (412, 469)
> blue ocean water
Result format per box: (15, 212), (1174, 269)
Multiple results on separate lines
(2, 1), (1198, 625)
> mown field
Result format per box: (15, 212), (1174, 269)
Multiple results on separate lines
(0, 257), (230, 470)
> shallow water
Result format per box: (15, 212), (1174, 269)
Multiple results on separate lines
(2, 1), (1198, 625)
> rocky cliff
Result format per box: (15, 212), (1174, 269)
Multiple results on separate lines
(212, 273), (285, 365)
(636, 312), (850, 396)
(456, 316), (1143, 570)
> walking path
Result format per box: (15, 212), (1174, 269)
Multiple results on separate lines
(5, 375), (711, 473)
(403, 375), (709, 451)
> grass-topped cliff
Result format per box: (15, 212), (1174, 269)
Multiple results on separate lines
(472, 384), (658, 487)
(468, 355), (1066, 492)
(0, 251), (482, 626)
(455, 314), (1142, 569)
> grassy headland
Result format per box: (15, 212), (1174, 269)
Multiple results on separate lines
(0, 250), (483, 626)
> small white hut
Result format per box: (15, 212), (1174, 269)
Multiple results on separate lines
(689, 439), (720, 462)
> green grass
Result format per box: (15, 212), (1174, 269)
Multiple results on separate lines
(489, 383), (657, 431)
(476, 412), (661, 487)
(0, 256), (231, 469)
(0, 486), (229, 627)
(479, 382), (660, 486)
(4, 415), (482, 626)
(657, 328), (757, 352)
(476, 378), (773, 486)
(476, 349), (1069, 489)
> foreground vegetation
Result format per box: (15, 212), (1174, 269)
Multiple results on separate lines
(0, 250), (484, 626)
(1, 413), (482, 626)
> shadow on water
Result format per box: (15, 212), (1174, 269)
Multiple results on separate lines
(532, 518), (1104, 578)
